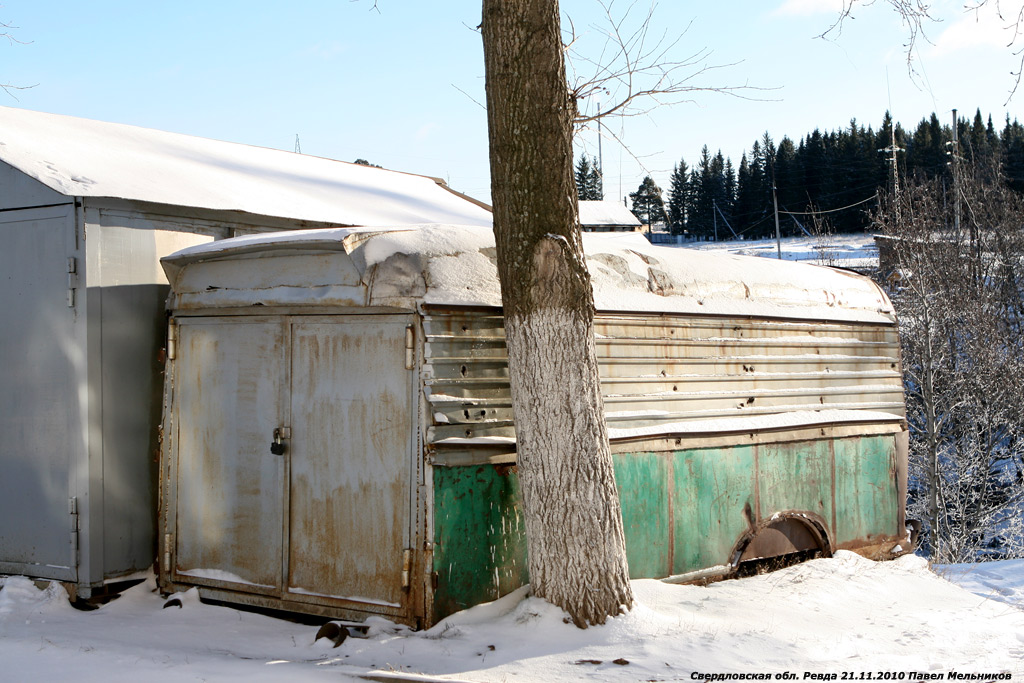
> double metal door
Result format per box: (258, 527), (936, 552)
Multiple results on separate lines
(172, 315), (414, 616)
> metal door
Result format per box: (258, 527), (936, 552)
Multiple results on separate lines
(286, 319), (413, 613)
(0, 207), (80, 582)
(173, 319), (287, 593)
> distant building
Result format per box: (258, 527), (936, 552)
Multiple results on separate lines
(579, 200), (642, 232)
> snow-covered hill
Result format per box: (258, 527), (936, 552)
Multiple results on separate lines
(2, 552), (1021, 681)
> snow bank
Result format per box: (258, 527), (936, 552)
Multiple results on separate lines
(328, 552), (1024, 680)
(3, 555), (1022, 681)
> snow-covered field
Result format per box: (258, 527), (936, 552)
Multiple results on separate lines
(2, 552), (1022, 681)
(680, 233), (880, 271)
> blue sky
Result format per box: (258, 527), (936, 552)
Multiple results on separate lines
(3, 0), (1021, 206)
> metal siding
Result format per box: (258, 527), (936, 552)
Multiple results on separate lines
(0, 206), (80, 582)
(0, 160), (68, 210)
(832, 436), (901, 546)
(756, 439), (835, 533)
(423, 310), (904, 445)
(173, 319), (286, 591)
(431, 464), (527, 623)
(423, 307), (906, 622)
(287, 319), (412, 609)
(88, 223), (217, 584)
(98, 284), (169, 576)
(670, 447), (756, 575)
(613, 453), (672, 579)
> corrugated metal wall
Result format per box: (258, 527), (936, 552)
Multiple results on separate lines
(423, 309), (904, 448)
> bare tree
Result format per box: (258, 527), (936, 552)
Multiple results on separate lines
(481, 0), (633, 628)
(874, 164), (1024, 563)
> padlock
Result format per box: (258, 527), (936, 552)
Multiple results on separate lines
(271, 427), (286, 456)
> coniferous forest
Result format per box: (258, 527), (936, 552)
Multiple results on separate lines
(602, 109), (1024, 239)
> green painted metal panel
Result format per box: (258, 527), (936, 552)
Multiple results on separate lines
(757, 439), (834, 531)
(613, 453), (671, 578)
(432, 465), (527, 623)
(671, 447), (756, 575)
(431, 433), (901, 623)
(833, 436), (900, 546)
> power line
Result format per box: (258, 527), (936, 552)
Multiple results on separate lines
(777, 195), (877, 216)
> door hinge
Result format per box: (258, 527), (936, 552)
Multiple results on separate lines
(405, 325), (415, 370)
(69, 496), (79, 566)
(163, 533), (173, 572)
(66, 257), (78, 308)
(401, 548), (413, 590)
(167, 321), (177, 360)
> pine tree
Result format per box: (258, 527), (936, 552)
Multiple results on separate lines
(629, 175), (667, 228)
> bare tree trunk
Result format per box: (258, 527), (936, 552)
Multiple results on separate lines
(481, 0), (633, 627)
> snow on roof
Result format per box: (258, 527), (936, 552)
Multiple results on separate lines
(0, 106), (493, 228)
(578, 200), (642, 227)
(164, 224), (896, 323)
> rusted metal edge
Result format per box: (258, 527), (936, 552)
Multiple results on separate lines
(427, 421), (906, 465)
(165, 583), (416, 625)
(608, 420), (906, 453)
(168, 305), (414, 318)
(660, 564), (734, 585)
(420, 302), (897, 327)
(430, 448), (517, 467)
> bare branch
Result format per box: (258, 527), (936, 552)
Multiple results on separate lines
(821, 1), (935, 86)
(1, 14), (35, 100)
(350, 0), (381, 14)
(450, 82), (486, 111)
(565, 0), (773, 129)
(828, 1), (1024, 102)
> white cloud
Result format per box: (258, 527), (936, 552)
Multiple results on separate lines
(773, 0), (845, 17)
(931, 1), (1024, 55)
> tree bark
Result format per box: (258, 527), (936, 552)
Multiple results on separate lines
(481, 0), (633, 627)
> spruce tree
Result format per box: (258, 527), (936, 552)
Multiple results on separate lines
(667, 158), (689, 234)
(574, 154), (603, 201)
(629, 176), (667, 228)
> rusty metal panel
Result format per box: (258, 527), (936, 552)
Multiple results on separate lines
(173, 318), (286, 592)
(832, 435), (901, 547)
(286, 318), (413, 611)
(756, 439), (834, 533)
(422, 309), (905, 448)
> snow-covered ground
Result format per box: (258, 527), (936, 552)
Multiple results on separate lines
(3, 552), (1022, 681)
(680, 233), (880, 271)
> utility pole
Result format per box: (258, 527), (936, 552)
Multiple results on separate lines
(596, 103), (604, 200)
(713, 199), (719, 242)
(879, 123), (904, 228)
(773, 182), (782, 259)
(951, 108), (962, 238)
